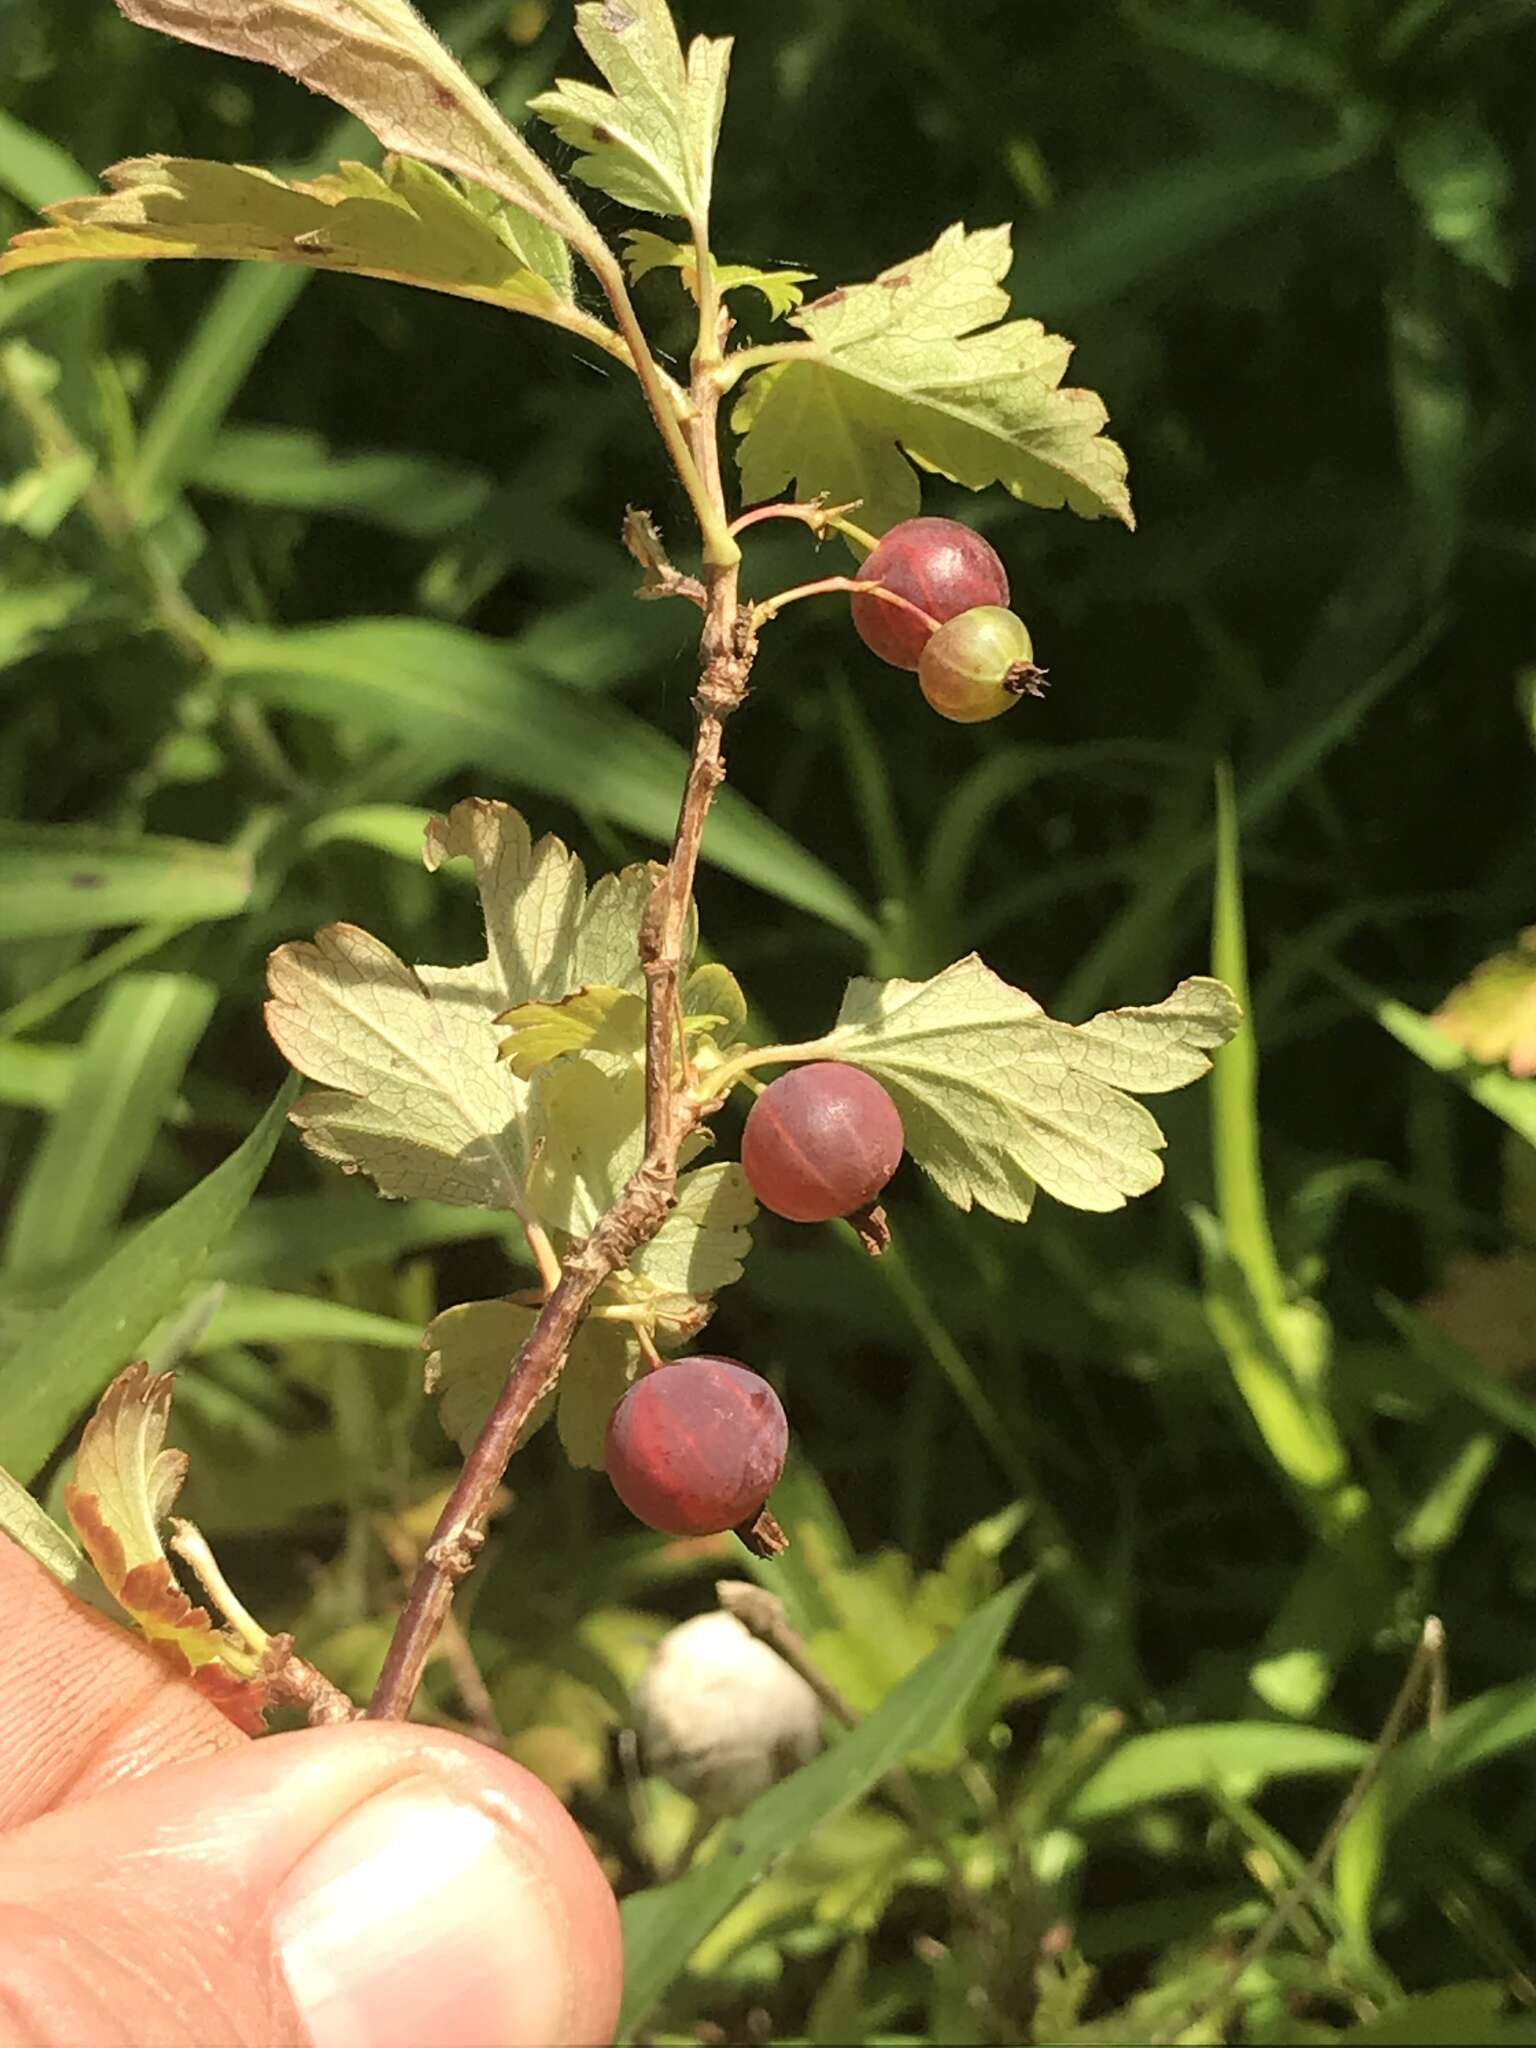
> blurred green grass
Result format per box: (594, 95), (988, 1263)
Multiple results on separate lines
(3, 0), (1536, 2038)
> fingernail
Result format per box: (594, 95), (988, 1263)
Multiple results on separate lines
(273, 1780), (576, 2048)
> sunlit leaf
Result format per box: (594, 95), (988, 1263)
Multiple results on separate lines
(0, 156), (578, 326)
(424, 1294), (638, 1468)
(497, 983), (647, 1078)
(265, 800), (654, 1214)
(626, 1162), (755, 1300)
(425, 1296), (544, 1453)
(110, 0), (588, 244)
(748, 958), (1239, 1221)
(733, 223), (1134, 538)
(623, 229), (812, 317)
(530, 0), (730, 221)
(527, 1057), (648, 1240)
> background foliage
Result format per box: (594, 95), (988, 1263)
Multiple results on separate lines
(3, 0), (1536, 2039)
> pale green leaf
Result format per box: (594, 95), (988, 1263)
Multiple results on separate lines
(733, 222), (1134, 538)
(527, 1059), (645, 1240)
(267, 920), (532, 1211)
(759, 957), (1239, 1222)
(265, 800), (655, 1213)
(623, 229), (813, 317)
(683, 962), (749, 1051)
(497, 984), (647, 1079)
(627, 1163), (755, 1298)
(425, 1294), (637, 1469)
(425, 1296), (543, 1452)
(530, 0), (730, 221)
(575, 866), (665, 989)
(556, 1318), (640, 1469)
(110, 0), (589, 243)
(0, 156), (576, 322)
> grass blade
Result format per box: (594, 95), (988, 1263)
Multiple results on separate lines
(618, 1579), (1027, 2037)
(0, 1077), (298, 1482)
(0, 826), (251, 940)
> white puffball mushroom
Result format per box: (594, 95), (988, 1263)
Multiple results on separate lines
(632, 1611), (823, 1817)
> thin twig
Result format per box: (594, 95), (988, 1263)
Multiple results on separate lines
(751, 574), (938, 633)
(367, 213), (754, 1724)
(376, 1521), (502, 1744)
(264, 1639), (362, 1725)
(728, 497), (863, 541)
(522, 1219), (563, 1298)
(1158, 1617), (1447, 2043)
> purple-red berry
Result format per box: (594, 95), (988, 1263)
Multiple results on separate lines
(850, 516), (1009, 671)
(742, 1062), (904, 1223)
(605, 1356), (788, 1536)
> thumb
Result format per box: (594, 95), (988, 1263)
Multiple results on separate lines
(0, 1714), (622, 2047)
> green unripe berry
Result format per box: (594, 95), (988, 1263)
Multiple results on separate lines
(916, 606), (1046, 723)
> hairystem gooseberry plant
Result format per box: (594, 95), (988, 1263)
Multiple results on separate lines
(1, 0), (1240, 1728)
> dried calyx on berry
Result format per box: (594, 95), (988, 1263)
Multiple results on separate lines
(918, 605), (1046, 723)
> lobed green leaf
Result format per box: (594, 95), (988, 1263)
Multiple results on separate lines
(109, 0), (590, 245)
(0, 156), (577, 325)
(623, 228), (813, 316)
(757, 956), (1240, 1222)
(424, 1295), (638, 1469)
(265, 801), (662, 1215)
(733, 222), (1134, 538)
(530, 0), (730, 221)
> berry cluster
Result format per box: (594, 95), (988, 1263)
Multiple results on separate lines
(850, 516), (1046, 722)
(606, 1063), (906, 1535)
(604, 521), (1038, 1540)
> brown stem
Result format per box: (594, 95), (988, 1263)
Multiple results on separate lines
(264, 1641), (362, 1725)
(377, 1520), (502, 1744)
(367, 281), (754, 1724)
